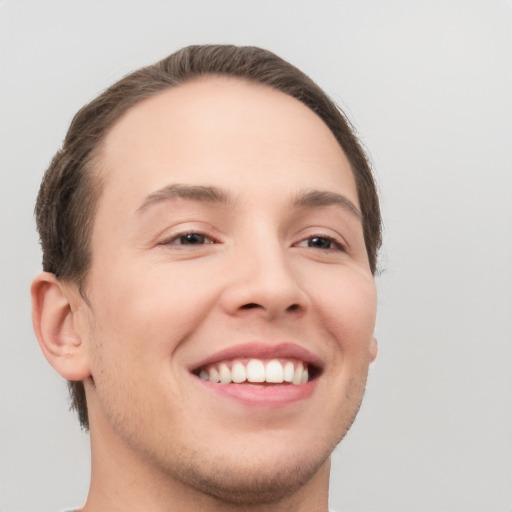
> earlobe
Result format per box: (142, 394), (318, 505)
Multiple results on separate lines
(31, 272), (91, 381)
(369, 337), (378, 362)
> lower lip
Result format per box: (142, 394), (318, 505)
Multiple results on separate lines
(194, 378), (317, 408)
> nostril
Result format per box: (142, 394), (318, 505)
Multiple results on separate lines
(241, 303), (261, 310)
(286, 304), (300, 312)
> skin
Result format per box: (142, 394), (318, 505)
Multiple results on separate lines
(32, 77), (377, 512)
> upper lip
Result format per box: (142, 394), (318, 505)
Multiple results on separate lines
(188, 342), (324, 373)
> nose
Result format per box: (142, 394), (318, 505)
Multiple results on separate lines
(218, 237), (310, 321)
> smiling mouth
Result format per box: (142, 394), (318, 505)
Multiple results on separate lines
(192, 358), (321, 386)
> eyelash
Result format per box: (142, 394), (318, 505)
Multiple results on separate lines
(295, 234), (346, 252)
(159, 231), (345, 252)
(159, 231), (217, 247)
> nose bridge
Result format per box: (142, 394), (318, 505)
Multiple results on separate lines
(222, 224), (308, 318)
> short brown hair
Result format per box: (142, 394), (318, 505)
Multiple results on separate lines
(35, 44), (382, 430)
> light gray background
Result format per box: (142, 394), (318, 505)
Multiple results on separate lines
(1, 1), (511, 511)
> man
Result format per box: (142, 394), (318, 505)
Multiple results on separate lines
(31, 44), (381, 512)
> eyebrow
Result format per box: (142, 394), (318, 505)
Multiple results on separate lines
(137, 183), (361, 220)
(292, 189), (362, 220)
(137, 184), (233, 214)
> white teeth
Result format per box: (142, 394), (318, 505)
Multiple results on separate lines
(265, 359), (284, 383)
(219, 363), (231, 384)
(231, 361), (247, 383)
(246, 359), (265, 382)
(292, 362), (304, 385)
(199, 359), (311, 385)
(209, 367), (221, 383)
(283, 361), (294, 382)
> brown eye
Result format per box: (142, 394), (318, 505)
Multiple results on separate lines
(307, 236), (332, 249)
(295, 234), (345, 252)
(177, 233), (207, 245)
(165, 233), (214, 245)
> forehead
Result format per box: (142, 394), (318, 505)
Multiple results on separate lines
(95, 76), (358, 217)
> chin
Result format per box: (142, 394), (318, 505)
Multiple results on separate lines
(170, 447), (332, 506)
(167, 401), (363, 505)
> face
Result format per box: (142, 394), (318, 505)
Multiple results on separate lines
(80, 77), (377, 503)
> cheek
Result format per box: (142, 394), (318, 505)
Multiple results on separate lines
(314, 270), (377, 353)
(86, 258), (222, 361)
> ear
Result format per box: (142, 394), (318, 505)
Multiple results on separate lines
(31, 272), (91, 380)
(369, 337), (378, 363)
